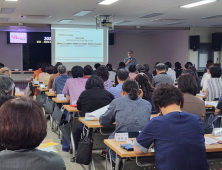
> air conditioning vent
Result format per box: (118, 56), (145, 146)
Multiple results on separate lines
(115, 20), (132, 25)
(151, 18), (185, 22)
(201, 15), (222, 19)
(139, 13), (164, 18)
(167, 22), (185, 25)
(20, 15), (51, 19)
(0, 18), (9, 22)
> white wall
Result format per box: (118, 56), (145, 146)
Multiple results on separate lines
(109, 30), (189, 71)
(0, 32), (23, 70)
(189, 27), (222, 67)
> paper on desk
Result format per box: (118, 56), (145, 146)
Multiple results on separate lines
(205, 101), (218, 108)
(215, 137), (222, 141)
(38, 146), (57, 153)
(38, 142), (58, 149)
(197, 93), (205, 97)
(85, 105), (109, 120)
(205, 137), (218, 145)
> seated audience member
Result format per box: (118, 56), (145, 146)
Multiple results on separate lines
(38, 62), (49, 83)
(134, 84), (209, 170)
(0, 67), (11, 77)
(165, 62), (176, 80)
(96, 66), (112, 90)
(128, 65), (137, 79)
(92, 63), (101, 75)
(201, 63), (214, 87)
(174, 62), (183, 78)
(188, 66), (201, 93)
(115, 62), (126, 86)
(33, 62), (42, 79)
(214, 96), (222, 116)
(109, 69), (129, 99)
(152, 63), (174, 88)
(100, 79), (152, 156)
(76, 76), (114, 147)
(137, 64), (146, 74)
(0, 97), (66, 170)
(0, 75), (14, 107)
(184, 61), (193, 70)
(106, 63), (115, 82)
(63, 66), (87, 104)
(0, 63), (4, 69)
(165, 65), (174, 78)
(43, 65), (53, 86)
(178, 74), (206, 122)
(204, 60), (214, 73)
(203, 66), (222, 101)
(48, 62), (62, 89)
(135, 74), (155, 110)
(83, 65), (93, 78)
(152, 62), (160, 76)
(144, 64), (153, 83)
(52, 65), (71, 94)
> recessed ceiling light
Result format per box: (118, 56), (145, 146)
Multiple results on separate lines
(0, 18), (9, 22)
(201, 15), (222, 19)
(73, 11), (93, 16)
(180, 0), (217, 8)
(115, 20), (132, 24)
(4, 0), (18, 1)
(58, 19), (73, 23)
(0, 8), (15, 14)
(139, 13), (164, 18)
(98, 0), (118, 5)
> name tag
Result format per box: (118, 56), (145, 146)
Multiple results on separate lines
(49, 89), (53, 92)
(34, 81), (39, 85)
(40, 85), (45, 89)
(212, 128), (222, 136)
(57, 94), (66, 100)
(115, 133), (129, 142)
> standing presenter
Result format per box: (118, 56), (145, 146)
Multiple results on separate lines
(124, 50), (138, 70)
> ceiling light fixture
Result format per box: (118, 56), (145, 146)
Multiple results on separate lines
(98, 0), (119, 5)
(180, 0), (217, 8)
(58, 19), (73, 23)
(73, 11), (93, 16)
(4, 0), (18, 1)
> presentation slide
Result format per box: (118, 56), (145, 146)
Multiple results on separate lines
(10, 32), (27, 43)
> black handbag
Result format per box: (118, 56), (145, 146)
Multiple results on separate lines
(59, 119), (71, 144)
(76, 130), (93, 165)
(52, 105), (64, 125)
(45, 97), (55, 114)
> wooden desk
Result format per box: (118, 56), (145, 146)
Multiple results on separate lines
(63, 105), (79, 112)
(37, 87), (49, 92)
(45, 92), (57, 97)
(104, 134), (222, 158)
(52, 97), (70, 104)
(196, 94), (206, 99)
(15, 92), (24, 97)
(79, 117), (116, 128)
(33, 84), (40, 87)
(205, 101), (218, 108)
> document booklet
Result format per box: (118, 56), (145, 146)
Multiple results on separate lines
(84, 105), (109, 120)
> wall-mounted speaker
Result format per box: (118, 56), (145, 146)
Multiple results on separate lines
(109, 33), (114, 45)
(189, 35), (200, 51)
(212, 33), (222, 51)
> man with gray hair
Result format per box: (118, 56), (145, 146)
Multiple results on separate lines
(52, 65), (71, 94)
(0, 75), (15, 106)
(152, 63), (174, 88)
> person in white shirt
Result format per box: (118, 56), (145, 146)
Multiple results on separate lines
(106, 64), (115, 82)
(165, 62), (176, 80)
(201, 63), (214, 87)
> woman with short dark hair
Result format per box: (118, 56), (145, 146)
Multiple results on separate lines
(99, 79), (152, 157)
(143, 64), (153, 83)
(43, 65), (54, 86)
(134, 84), (209, 170)
(106, 63), (115, 82)
(63, 66), (88, 104)
(75, 76), (114, 148)
(83, 65), (93, 78)
(174, 62), (183, 78)
(0, 75), (14, 107)
(0, 97), (65, 170)
(128, 65), (137, 79)
(188, 66), (201, 93)
(96, 66), (112, 90)
(38, 62), (49, 83)
(178, 74), (206, 122)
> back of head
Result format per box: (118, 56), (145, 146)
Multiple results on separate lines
(53, 62), (63, 74)
(71, 66), (84, 78)
(128, 65), (136, 73)
(188, 66), (197, 74)
(117, 69), (129, 81)
(41, 62), (49, 72)
(84, 65), (93, 76)
(178, 74), (197, 96)
(154, 62), (160, 68)
(0, 67), (11, 76)
(85, 75), (104, 90)
(0, 63), (4, 68)
(152, 83), (184, 113)
(0, 75), (14, 107)
(137, 65), (146, 73)
(207, 60), (213, 64)
(119, 62), (126, 68)
(185, 62), (193, 69)
(94, 63), (101, 69)
(165, 62), (172, 68)
(155, 63), (166, 71)
(175, 62), (182, 69)
(106, 64), (113, 71)
(45, 65), (54, 74)
(122, 79), (139, 100)
(143, 64), (149, 73)
(0, 97), (47, 150)
(182, 69), (196, 78)
(210, 66), (221, 78)
(135, 74), (154, 100)
(57, 65), (67, 74)
(206, 63), (214, 69)
(96, 66), (109, 82)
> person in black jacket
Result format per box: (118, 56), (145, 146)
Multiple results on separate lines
(75, 75), (114, 148)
